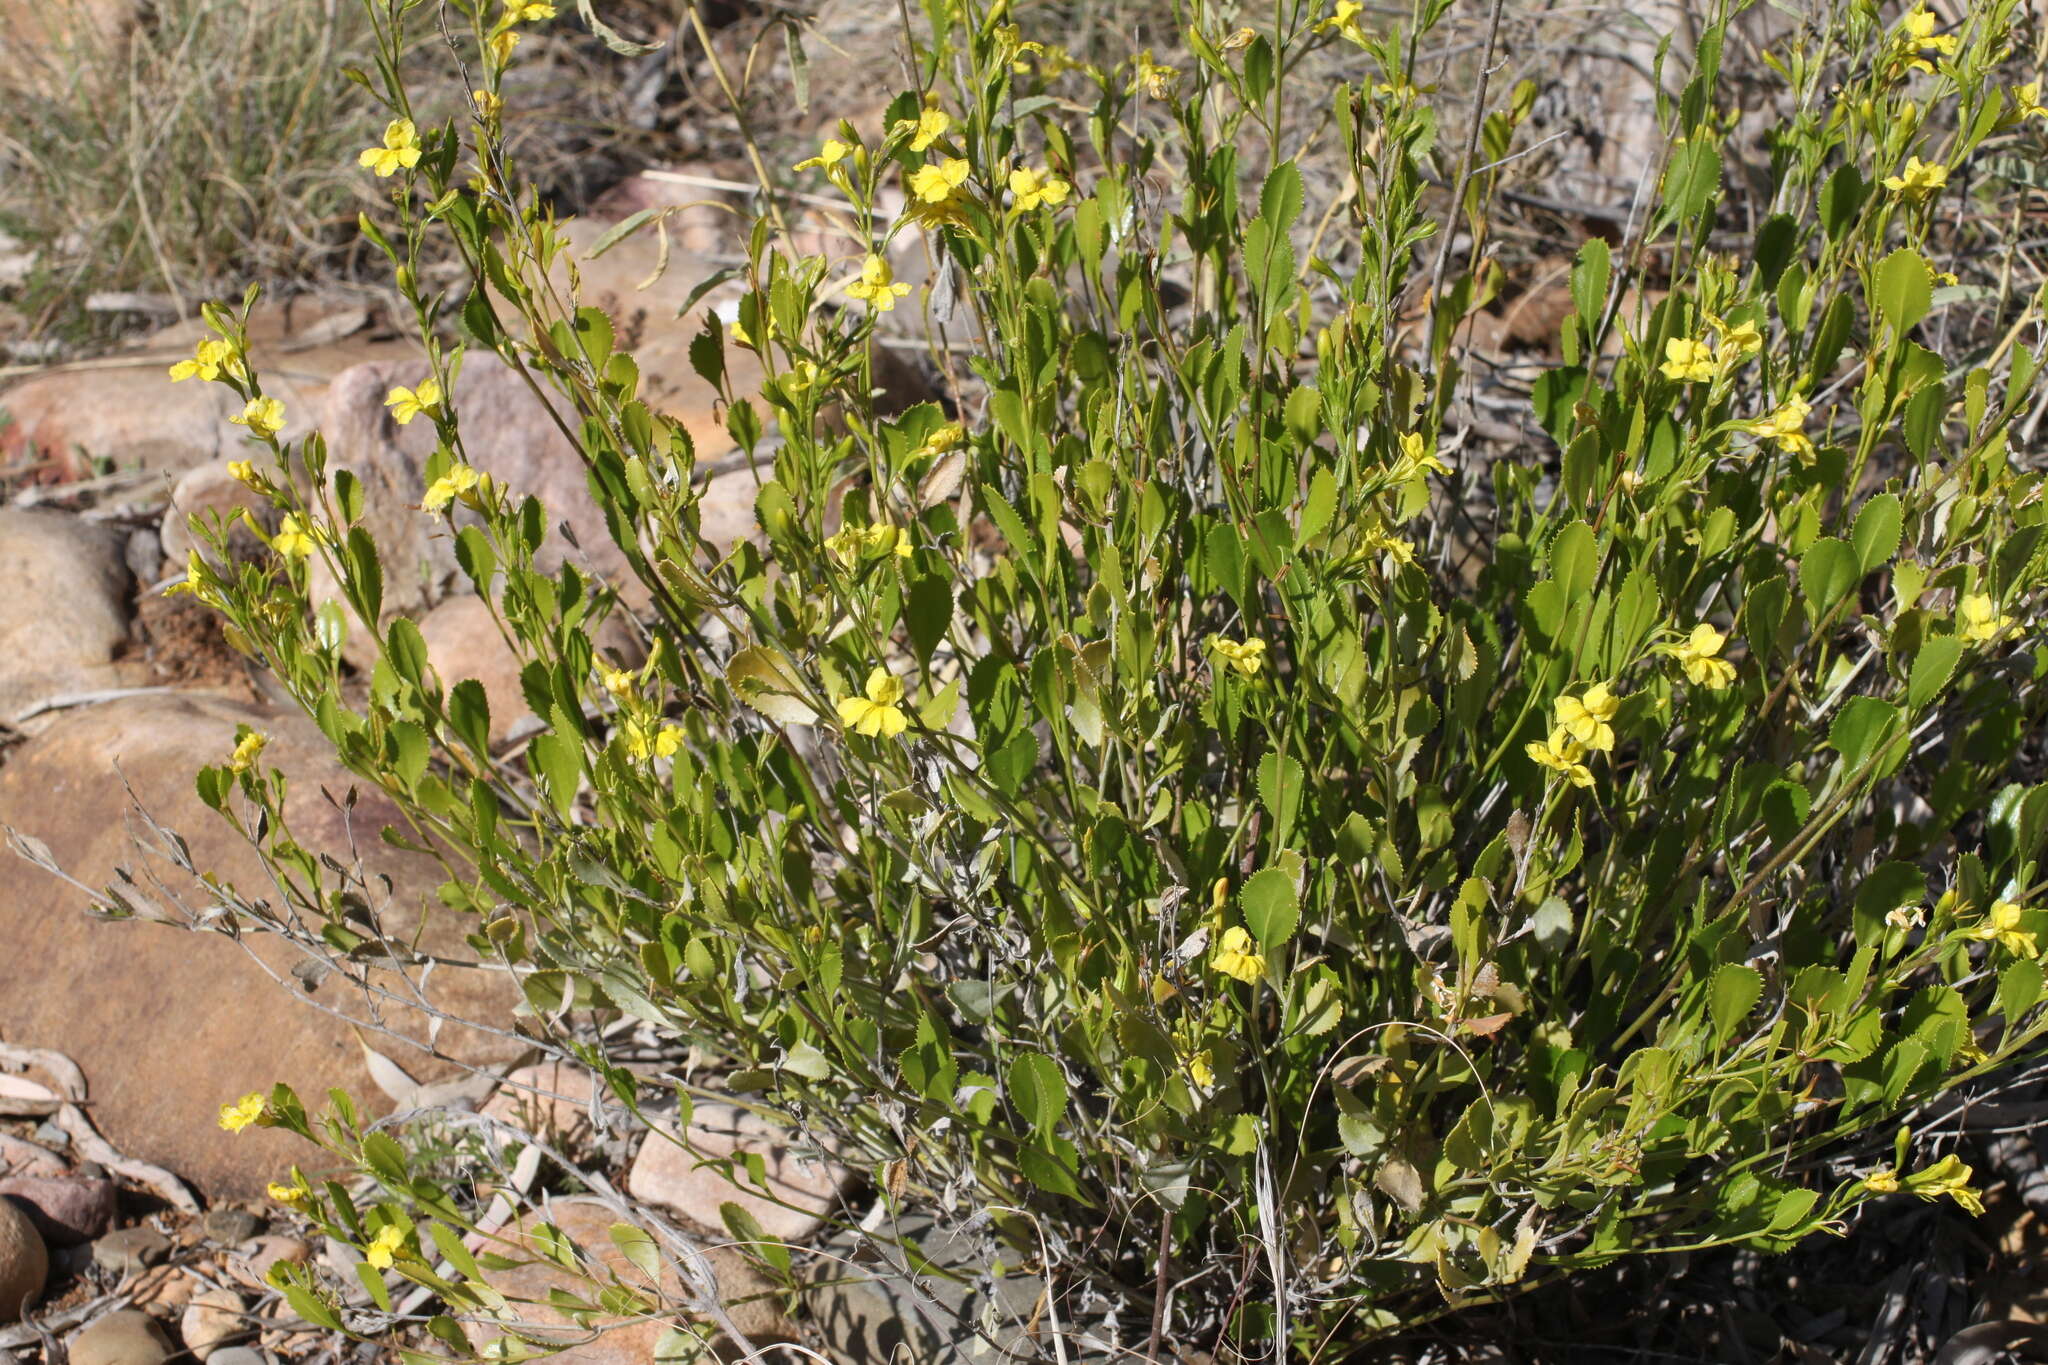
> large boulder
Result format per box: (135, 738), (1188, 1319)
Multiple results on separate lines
(0, 297), (413, 486)
(0, 507), (144, 721)
(0, 691), (522, 1198)
(480, 1198), (792, 1364)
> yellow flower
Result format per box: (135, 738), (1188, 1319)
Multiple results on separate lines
(1862, 1168), (1900, 1194)
(472, 89), (503, 119)
(844, 254), (911, 313)
(1714, 317), (1762, 364)
(1897, 6), (1958, 66)
(598, 665), (637, 698)
(231, 396), (287, 439)
(1525, 727), (1594, 787)
(1902, 1154), (1983, 1215)
(1883, 156), (1947, 200)
(1748, 396), (1814, 459)
(1958, 592), (2012, 643)
(227, 459), (261, 489)
(1007, 165), (1070, 212)
(364, 1224), (407, 1271)
(794, 138), (852, 173)
(825, 523), (914, 565)
(422, 463), (483, 512)
(2016, 81), (2048, 121)
(909, 157), (971, 205)
(1553, 683), (1619, 752)
(1963, 900), (2038, 957)
(230, 729), (268, 773)
(913, 422), (967, 460)
(1221, 27), (1258, 51)
(384, 378), (442, 426)
(623, 717), (683, 761)
(489, 30), (521, 64)
(836, 667), (909, 739)
(1150, 973), (1178, 1005)
(1212, 926), (1266, 984)
(218, 1092), (267, 1133)
(893, 98), (951, 153)
(503, 0), (555, 21)
(1188, 1051), (1216, 1087)
(1130, 49), (1179, 100)
(1666, 623), (1737, 690)
(1391, 431), (1450, 480)
(358, 119), (423, 178)
(1316, 0), (1367, 41)
(169, 337), (244, 384)
(1363, 526), (1416, 566)
(266, 1179), (307, 1207)
(1659, 336), (1717, 383)
(271, 515), (316, 559)
(1209, 636), (1267, 678)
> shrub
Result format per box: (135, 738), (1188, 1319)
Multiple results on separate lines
(164, 0), (2048, 1355)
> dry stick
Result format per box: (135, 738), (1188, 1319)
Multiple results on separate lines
(1425, 0), (1511, 318)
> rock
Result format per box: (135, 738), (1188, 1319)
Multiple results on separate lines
(0, 1197), (47, 1323)
(0, 1173), (117, 1245)
(479, 1060), (604, 1145)
(92, 1224), (170, 1275)
(158, 459), (277, 567)
(306, 352), (652, 636)
(626, 1101), (851, 1243)
(0, 297), (414, 485)
(0, 507), (143, 721)
(180, 1286), (250, 1360)
(0, 691), (523, 1199)
(800, 1213), (1048, 1365)
(206, 1349), (269, 1365)
(482, 1198), (792, 1363)
(201, 1208), (261, 1246)
(125, 1264), (196, 1312)
(226, 1236), (308, 1293)
(68, 1309), (172, 1365)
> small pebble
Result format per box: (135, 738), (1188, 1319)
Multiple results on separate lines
(0, 1197), (47, 1324)
(92, 1225), (170, 1276)
(207, 1350), (269, 1365)
(0, 1174), (118, 1245)
(201, 1208), (260, 1246)
(69, 1309), (172, 1365)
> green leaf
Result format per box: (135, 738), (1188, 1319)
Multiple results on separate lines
(362, 1132), (408, 1186)
(1874, 247), (1932, 334)
(903, 574), (954, 666)
(1240, 865), (1301, 949)
(1999, 960), (2042, 1023)
(1570, 237), (1611, 327)
(1258, 160), (1304, 233)
(448, 678), (491, 756)
(1908, 636), (1962, 709)
(1662, 138), (1722, 223)
(283, 1285), (343, 1331)
(1017, 1135), (1081, 1196)
(725, 646), (813, 726)
(1708, 964), (1763, 1042)
(1830, 697), (1905, 774)
(386, 616), (431, 688)
(1798, 537), (1859, 613)
(1548, 520), (1598, 601)
(1007, 1052), (1067, 1135)
(609, 1222), (661, 1281)
(1257, 751), (1306, 848)
(1852, 494), (1903, 573)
